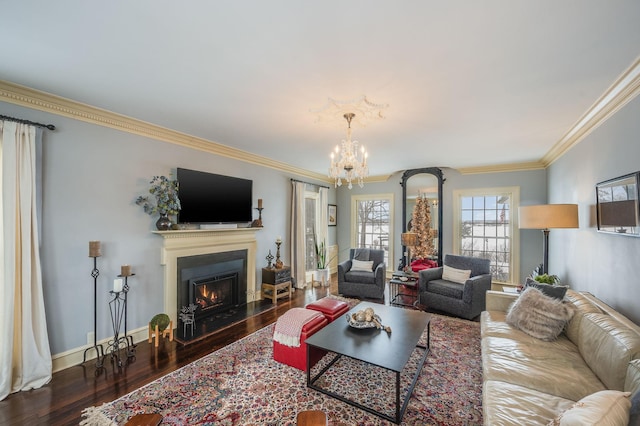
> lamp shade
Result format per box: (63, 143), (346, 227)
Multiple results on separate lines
(401, 232), (419, 247)
(518, 204), (579, 229)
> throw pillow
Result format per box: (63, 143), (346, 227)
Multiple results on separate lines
(442, 265), (472, 284)
(506, 287), (575, 341)
(351, 259), (374, 272)
(548, 390), (631, 426)
(525, 277), (568, 300)
(630, 390), (640, 426)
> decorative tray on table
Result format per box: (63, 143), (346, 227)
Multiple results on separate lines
(346, 313), (382, 329)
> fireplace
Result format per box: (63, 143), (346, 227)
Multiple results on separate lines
(154, 228), (266, 344)
(177, 250), (247, 325)
(190, 272), (238, 320)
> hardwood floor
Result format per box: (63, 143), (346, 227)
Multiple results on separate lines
(1, 278), (382, 426)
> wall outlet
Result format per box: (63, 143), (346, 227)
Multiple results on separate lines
(87, 331), (94, 345)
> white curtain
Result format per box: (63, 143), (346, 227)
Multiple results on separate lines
(290, 181), (307, 289)
(318, 187), (329, 249)
(0, 121), (51, 401)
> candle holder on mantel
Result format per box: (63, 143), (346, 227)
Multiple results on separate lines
(83, 241), (105, 370)
(252, 207), (264, 227)
(275, 241), (283, 269)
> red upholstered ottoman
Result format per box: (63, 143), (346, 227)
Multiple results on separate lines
(306, 298), (350, 323)
(273, 309), (328, 371)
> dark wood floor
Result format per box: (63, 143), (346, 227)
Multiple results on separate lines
(1, 278), (388, 426)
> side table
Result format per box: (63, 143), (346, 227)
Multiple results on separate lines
(389, 271), (419, 308)
(262, 266), (292, 303)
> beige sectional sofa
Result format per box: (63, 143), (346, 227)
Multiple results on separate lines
(481, 289), (640, 425)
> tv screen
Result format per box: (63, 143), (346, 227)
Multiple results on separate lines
(177, 168), (253, 224)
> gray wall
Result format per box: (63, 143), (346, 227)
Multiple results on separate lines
(335, 167), (547, 284)
(548, 95), (640, 324)
(1, 101), (332, 356)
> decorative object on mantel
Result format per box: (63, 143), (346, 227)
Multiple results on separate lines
(265, 250), (275, 269)
(274, 236), (283, 269)
(83, 241), (105, 371)
(136, 175), (181, 230)
(252, 198), (264, 227)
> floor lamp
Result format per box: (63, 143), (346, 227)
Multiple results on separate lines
(518, 204), (579, 275)
(401, 232), (418, 273)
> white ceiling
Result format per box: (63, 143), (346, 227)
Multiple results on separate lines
(2, 1), (639, 177)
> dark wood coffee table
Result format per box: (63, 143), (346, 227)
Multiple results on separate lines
(305, 302), (431, 424)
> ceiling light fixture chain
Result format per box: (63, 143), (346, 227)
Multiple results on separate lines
(329, 112), (369, 189)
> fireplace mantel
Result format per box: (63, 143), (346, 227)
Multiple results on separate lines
(153, 228), (261, 326)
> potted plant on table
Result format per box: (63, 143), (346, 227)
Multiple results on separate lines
(136, 175), (181, 230)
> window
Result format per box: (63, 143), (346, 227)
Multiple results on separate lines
(351, 194), (394, 268)
(453, 187), (520, 284)
(304, 190), (321, 278)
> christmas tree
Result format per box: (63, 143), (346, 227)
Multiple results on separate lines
(411, 195), (434, 259)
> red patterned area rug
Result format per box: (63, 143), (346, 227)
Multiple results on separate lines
(81, 313), (482, 425)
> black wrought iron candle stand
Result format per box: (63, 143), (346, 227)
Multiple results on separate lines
(82, 256), (104, 369)
(107, 275), (136, 368)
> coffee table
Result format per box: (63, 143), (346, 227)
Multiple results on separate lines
(305, 302), (431, 424)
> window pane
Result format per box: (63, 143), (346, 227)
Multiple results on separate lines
(355, 199), (390, 267)
(457, 192), (513, 282)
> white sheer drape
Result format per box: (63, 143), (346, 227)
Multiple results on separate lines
(290, 181), (307, 289)
(0, 121), (51, 401)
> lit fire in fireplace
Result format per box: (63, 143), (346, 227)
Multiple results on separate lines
(196, 284), (224, 311)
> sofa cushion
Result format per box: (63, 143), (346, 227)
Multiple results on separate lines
(442, 265), (471, 284)
(578, 313), (640, 391)
(425, 279), (464, 299)
(350, 259), (373, 272)
(482, 336), (606, 401)
(524, 277), (568, 300)
(483, 380), (575, 426)
(627, 359), (640, 395)
(506, 287), (575, 341)
(564, 290), (603, 346)
(549, 390), (631, 426)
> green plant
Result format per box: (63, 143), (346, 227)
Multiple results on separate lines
(136, 175), (181, 216)
(315, 239), (327, 269)
(533, 273), (560, 285)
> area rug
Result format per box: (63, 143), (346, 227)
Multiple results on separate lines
(81, 311), (482, 425)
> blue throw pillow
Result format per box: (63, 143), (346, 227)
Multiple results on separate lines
(524, 277), (567, 300)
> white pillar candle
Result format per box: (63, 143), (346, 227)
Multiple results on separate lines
(113, 278), (123, 293)
(276, 236), (282, 243)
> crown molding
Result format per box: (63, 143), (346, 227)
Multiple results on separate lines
(456, 161), (546, 175)
(542, 56), (640, 167)
(0, 80), (329, 183)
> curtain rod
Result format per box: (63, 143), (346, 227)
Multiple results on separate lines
(0, 114), (56, 130)
(290, 178), (330, 189)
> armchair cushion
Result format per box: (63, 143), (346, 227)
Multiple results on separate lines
(442, 265), (472, 284)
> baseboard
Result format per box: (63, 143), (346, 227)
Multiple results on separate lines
(51, 326), (150, 373)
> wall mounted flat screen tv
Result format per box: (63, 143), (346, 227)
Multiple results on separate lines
(177, 168), (253, 224)
(596, 171), (640, 236)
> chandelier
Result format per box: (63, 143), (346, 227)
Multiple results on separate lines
(329, 113), (369, 189)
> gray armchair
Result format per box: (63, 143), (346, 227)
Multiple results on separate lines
(338, 248), (386, 300)
(418, 254), (492, 320)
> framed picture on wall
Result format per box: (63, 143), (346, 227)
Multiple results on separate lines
(328, 204), (337, 226)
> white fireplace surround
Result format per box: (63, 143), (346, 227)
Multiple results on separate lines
(153, 228), (260, 326)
